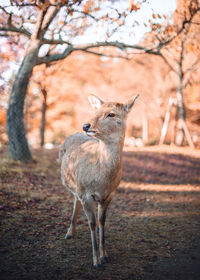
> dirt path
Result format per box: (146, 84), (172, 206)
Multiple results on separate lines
(0, 145), (200, 280)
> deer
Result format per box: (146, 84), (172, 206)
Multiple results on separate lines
(59, 94), (139, 269)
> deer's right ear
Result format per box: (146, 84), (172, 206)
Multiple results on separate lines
(88, 95), (103, 110)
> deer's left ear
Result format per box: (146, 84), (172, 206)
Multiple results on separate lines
(124, 94), (140, 113)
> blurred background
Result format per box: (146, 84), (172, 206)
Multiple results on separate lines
(0, 0), (200, 160)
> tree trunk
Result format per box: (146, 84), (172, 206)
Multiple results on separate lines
(40, 88), (47, 147)
(175, 82), (186, 146)
(6, 41), (40, 162)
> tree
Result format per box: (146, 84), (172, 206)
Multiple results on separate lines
(31, 79), (47, 147)
(156, 0), (200, 146)
(29, 65), (49, 147)
(0, 0), (159, 162)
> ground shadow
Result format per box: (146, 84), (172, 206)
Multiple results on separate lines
(122, 151), (200, 185)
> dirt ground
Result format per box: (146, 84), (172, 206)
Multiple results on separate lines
(0, 145), (200, 280)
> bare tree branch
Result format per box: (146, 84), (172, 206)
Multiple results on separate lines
(72, 9), (100, 21)
(73, 48), (129, 60)
(0, 26), (31, 37)
(178, 21), (192, 78)
(41, 6), (58, 35)
(156, 7), (200, 49)
(0, 5), (13, 16)
(0, 5), (31, 37)
(159, 52), (178, 73)
(41, 37), (72, 45)
(36, 39), (163, 66)
(183, 59), (200, 88)
(75, 41), (161, 55)
(36, 45), (74, 65)
(31, 9), (47, 40)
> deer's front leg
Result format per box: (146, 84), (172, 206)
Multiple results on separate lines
(98, 201), (110, 264)
(65, 196), (81, 239)
(83, 198), (100, 269)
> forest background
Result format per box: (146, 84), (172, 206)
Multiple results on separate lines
(0, 0), (199, 159)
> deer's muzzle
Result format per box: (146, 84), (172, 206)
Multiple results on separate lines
(83, 123), (91, 132)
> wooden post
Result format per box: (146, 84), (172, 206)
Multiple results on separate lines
(159, 98), (175, 145)
(182, 120), (194, 148)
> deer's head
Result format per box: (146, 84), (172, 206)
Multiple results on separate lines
(83, 94), (139, 143)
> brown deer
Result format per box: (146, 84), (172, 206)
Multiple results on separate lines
(59, 94), (139, 268)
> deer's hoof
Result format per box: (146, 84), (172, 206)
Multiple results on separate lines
(65, 234), (72, 240)
(100, 256), (109, 264)
(93, 263), (102, 270)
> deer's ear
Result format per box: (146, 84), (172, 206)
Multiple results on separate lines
(124, 94), (140, 113)
(88, 95), (104, 110)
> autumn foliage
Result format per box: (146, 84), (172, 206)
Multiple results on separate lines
(0, 0), (200, 153)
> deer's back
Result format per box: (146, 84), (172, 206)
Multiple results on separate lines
(59, 133), (92, 161)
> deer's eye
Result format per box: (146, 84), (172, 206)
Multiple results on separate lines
(107, 113), (115, 118)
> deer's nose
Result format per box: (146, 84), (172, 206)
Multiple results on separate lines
(83, 123), (91, 132)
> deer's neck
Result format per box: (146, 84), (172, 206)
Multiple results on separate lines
(99, 136), (125, 166)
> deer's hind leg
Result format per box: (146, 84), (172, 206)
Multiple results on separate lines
(65, 196), (81, 239)
(98, 199), (111, 264)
